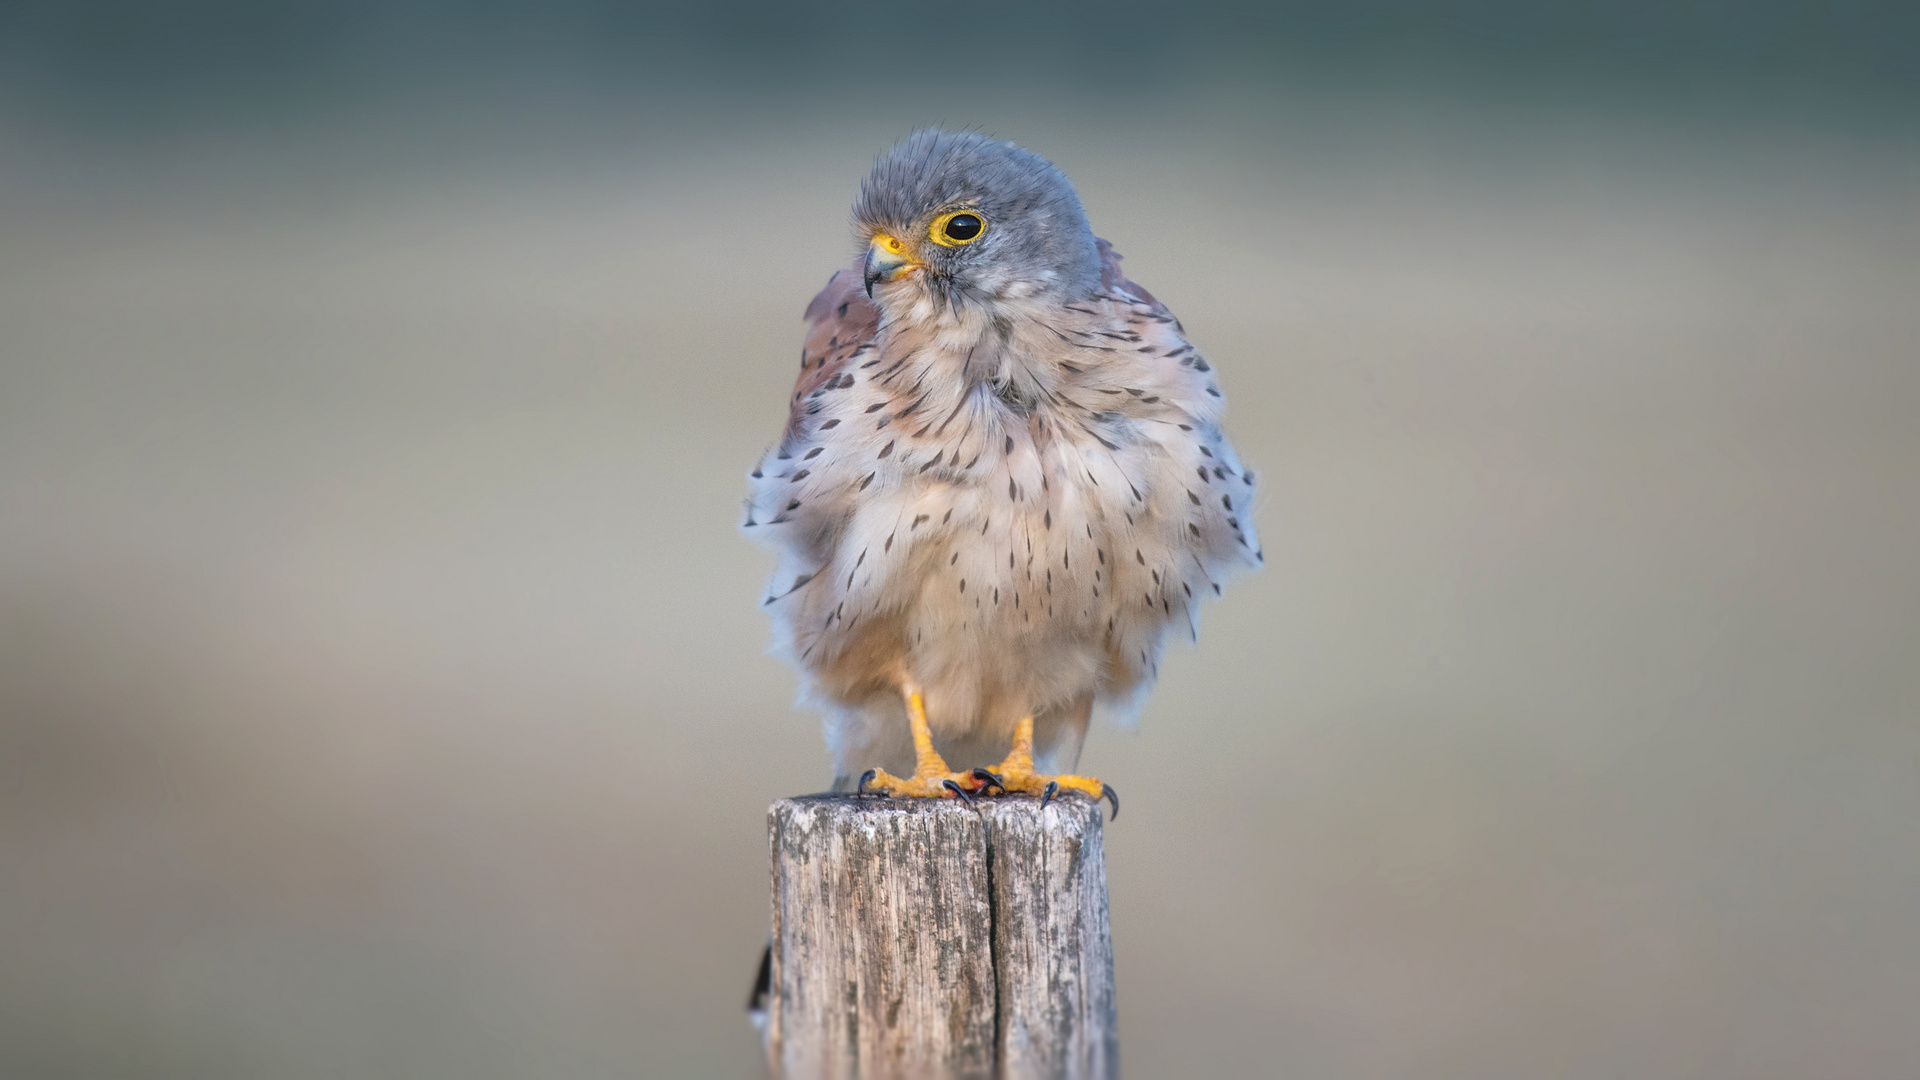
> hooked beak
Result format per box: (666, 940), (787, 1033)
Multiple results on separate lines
(863, 233), (921, 297)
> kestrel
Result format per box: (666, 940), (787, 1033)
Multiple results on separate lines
(744, 131), (1261, 811)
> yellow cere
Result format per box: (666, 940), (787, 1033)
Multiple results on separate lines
(871, 232), (910, 257)
(927, 209), (988, 247)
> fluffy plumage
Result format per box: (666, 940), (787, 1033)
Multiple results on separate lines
(745, 130), (1261, 784)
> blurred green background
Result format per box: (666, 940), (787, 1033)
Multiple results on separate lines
(3, 3), (1917, 1077)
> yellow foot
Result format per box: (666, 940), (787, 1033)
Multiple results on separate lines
(856, 687), (988, 801)
(971, 716), (1119, 820)
(857, 765), (981, 800)
(971, 765), (1117, 819)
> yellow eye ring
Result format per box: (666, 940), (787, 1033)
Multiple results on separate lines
(928, 210), (988, 247)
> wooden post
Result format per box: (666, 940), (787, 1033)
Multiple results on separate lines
(766, 795), (1118, 1080)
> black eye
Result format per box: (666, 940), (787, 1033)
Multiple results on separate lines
(943, 214), (982, 242)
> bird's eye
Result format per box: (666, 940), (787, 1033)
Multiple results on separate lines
(929, 211), (986, 246)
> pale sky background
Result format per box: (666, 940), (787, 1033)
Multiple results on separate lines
(3, 4), (1917, 1077)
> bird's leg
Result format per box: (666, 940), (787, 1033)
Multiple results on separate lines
(975, 716), (1117, 818)
(859, 687), (980, 799)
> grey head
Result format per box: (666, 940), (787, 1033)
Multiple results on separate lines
(853, 130), (1101, 312)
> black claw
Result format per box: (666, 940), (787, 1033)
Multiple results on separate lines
(970, 768), (1006, 795)
(856, 768), (877, 796)
(1102, 783), (1119, 821)
(1040, 779), (1059, 809)
(942, 778), (974, 803)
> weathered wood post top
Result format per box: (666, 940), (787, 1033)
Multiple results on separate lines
(766, 795), (1117, 1080)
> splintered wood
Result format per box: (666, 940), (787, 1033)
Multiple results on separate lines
(767, 797), (1117, 1080)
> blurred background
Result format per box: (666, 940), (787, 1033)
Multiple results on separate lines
(3, 2), (1917, 1077)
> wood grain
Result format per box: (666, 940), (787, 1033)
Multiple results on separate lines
(767, 796), (1115, 1080)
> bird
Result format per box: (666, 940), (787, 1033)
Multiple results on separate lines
(743, 130), (1261, 811)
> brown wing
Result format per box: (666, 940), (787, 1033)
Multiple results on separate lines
(787, 262), (881, 438)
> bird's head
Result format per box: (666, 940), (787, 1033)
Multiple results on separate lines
(853, 130), (1101, 318)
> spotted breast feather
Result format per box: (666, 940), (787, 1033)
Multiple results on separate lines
(746, 236), (1259, 786)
